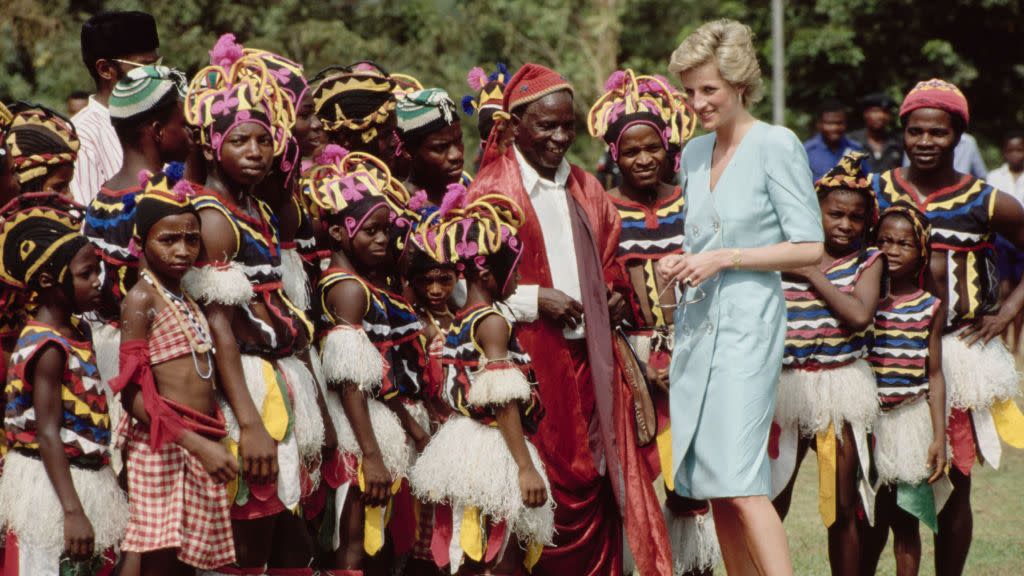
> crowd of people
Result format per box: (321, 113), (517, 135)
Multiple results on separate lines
(0, 10), (1022, 576)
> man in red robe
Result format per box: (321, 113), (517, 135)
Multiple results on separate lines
(468, 63), (671, 576)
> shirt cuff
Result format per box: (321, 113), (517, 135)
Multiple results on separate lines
(507, 284), (539, 322)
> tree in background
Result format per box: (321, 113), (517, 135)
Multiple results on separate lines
(2, 0), (1021, 169)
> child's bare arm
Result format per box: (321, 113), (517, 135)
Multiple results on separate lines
(801, 257), (884, 331)
(198, 209), (278, 485)
(31, 345), (95, 559)
(327, 280), (391, 506)
(925, 301), (948, 483)
(477, 314), (547, 508)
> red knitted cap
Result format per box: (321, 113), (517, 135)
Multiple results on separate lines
(899, 79), (969, 126)
(503, 63), (574, 113)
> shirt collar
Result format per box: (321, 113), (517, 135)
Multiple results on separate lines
(514, 145), (570, 195)
(86, 94), (110, 117)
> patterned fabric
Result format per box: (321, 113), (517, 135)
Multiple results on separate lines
(313, 68), (397, 143)
(783, 248), (885, 368)
(84, 184), (143, 302)
(121, 425), (235, 569)
(441, 304), (542, 429)
(70, 96), (123, 206)
(317, 268), (397, 400)
(108, 65), (187, 121)
(610, 187), (684, 330)
(379, 290), (427, 398)
(4, 321), (110, 465)
(148, 301), (206, 365)
(869, 290), (941, 410)
(873, 170), (998, 328)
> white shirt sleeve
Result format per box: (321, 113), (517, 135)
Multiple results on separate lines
(506, 284), (539, 322)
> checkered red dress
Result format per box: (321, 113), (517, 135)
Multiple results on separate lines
(121, 426), (235, 569)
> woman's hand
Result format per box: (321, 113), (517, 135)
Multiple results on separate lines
(658, 251), (729, 287)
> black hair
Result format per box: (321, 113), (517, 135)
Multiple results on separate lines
(111, 92), (179, 147)
(816, 98), (846, 121)
(1003, 130), (1024, 146)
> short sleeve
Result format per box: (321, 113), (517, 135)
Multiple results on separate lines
(763, 127), (824, 244)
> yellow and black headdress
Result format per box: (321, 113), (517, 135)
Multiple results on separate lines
(415, 190), (525, 290)
(0, 206), (88, 290)
(816, 151), (879, 228)
(312, 61), (397, 144)
(300, 144), (394, 238)
(587, 70), (695, 161)
(133, 169), (199, 244)
(184, 34), (295, 159)
(4, 102), (79, 189)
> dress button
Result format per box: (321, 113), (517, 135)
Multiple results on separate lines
(712, 220), (721, 233)
(691, 224), (701, 236)
(704, 322), (713, 334)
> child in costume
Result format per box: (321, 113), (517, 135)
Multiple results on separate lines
(461, 63), (510, 172)
(769, 153), (886, 574)
(409, 195), (553, 575)
(587, 68), (717, 576)
(305, 144), (413, 574)
(182, 40), (331, 575)
(108, 172), (238, 572)
(0, 209), (127, 574)
(860, 204), (947, 575)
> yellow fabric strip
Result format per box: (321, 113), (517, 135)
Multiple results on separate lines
(817, 423), (837, 528)
(261, 359), (289, 441)
(524, 540), (544, 572)
(656, 426), (674, 492)
(992, 398), (1024, 449)
(460, 506), (485, 562)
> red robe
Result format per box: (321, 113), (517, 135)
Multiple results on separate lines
(469, 148), (671, 576)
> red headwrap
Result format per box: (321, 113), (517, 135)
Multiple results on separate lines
(899, 78), (969, 126)
(502, 63), (574, 114)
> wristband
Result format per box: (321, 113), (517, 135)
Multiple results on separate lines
(730, 248), (742, 269)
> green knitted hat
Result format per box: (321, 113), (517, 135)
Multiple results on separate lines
(396, 88), (457, 144)
(109, 65), (187, 121)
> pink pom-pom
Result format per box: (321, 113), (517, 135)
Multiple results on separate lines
(172, 180), (192, 200)
(408, 190), (428, 212)
(316, 144), (349, 166)
(466, 67), (488, 92)
(439, 183), (467, 217)
(137, 169), (153, 188)
(210, 33), (244, 68)
(604, 70), (627, 92)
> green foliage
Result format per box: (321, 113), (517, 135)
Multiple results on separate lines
(2, 0), (1022, 168)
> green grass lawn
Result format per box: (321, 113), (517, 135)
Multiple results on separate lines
(767, 446), (1024, 575)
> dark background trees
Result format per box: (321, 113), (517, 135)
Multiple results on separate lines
(2, 0), (1021, 168)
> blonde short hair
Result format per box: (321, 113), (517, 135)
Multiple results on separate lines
(668, 19), (764, 108)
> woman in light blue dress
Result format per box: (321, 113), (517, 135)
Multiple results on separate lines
(659, 20), (824, 575)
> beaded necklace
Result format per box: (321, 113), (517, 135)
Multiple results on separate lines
(141, 269), (216, 379)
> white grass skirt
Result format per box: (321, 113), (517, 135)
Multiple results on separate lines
(942, 331), (1021, 411)
(873, 397), (935, 485)
(775, 359), (880, 437)
(0, 452), (127, 555)
(410, 415), (554, 545)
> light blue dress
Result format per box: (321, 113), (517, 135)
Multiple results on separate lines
(670, 121), (823, 499)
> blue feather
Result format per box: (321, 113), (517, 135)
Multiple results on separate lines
(164, 161), (185, 184)
(461, 95), (477, 116)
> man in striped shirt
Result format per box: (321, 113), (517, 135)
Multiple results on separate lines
(70, 10), (161, 206)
